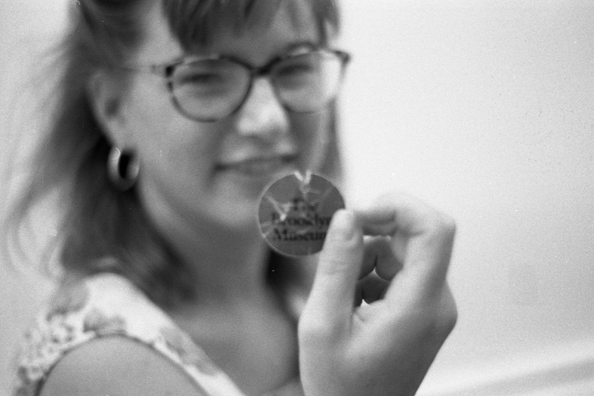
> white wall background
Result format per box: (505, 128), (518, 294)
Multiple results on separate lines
(1, 1), (593, 395)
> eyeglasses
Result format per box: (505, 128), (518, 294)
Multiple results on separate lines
(122, 48), (351, 122)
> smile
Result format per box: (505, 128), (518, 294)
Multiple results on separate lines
(218, 155), (297, 176)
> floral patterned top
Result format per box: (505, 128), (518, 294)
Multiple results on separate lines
(12, 273), (302, 396)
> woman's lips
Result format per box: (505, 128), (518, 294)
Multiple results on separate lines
(217, 155), (297, 176)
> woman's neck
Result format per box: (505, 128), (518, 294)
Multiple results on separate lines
(158, 211), (273, 307)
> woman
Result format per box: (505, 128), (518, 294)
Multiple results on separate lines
(8, 0), (457, 395)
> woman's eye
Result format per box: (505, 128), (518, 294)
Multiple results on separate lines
(278, 62), (315, 77)
(180, 72), (223, 85)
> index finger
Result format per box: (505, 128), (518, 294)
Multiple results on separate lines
(354, 194), (456, 303)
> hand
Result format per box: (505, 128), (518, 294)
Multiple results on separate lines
(298, 194), (457, 396)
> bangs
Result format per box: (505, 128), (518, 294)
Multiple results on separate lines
(161, 0), (340, 49)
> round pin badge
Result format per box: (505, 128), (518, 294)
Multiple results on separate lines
(258, 171), (345, 257)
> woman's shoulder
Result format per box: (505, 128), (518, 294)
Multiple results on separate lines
(13, 272), (244, 396)
(38, 336), (205, 396)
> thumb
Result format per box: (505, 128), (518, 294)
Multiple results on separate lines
(304, 210), (363, 326)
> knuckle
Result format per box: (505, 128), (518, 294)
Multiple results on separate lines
(441, 215), (457, 236)
(427, 211), (457, 240)
(420, 306), (458, 342)
(435, 212), (457, 233)
(411, 288), (458, 337)
(436, 288), (458, 334)
(319, 256), (355, 276)
(439, 301), (458, 334)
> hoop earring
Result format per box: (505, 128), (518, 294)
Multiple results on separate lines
(108, 147), (139, 191)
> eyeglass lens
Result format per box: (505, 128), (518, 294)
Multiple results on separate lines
(170, 50), (346, 121)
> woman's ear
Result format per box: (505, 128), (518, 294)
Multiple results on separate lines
(87, 70), (130, 147)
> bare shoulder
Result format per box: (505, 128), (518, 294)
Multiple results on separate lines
(39, 336), (206, 396)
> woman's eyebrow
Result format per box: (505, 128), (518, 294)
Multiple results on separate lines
(175, 41), (321, 67)
(223, 41), (319, 61)
(283, 41), (320, 54)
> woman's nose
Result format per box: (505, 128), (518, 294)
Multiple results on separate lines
(235, 77), (289, 139)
